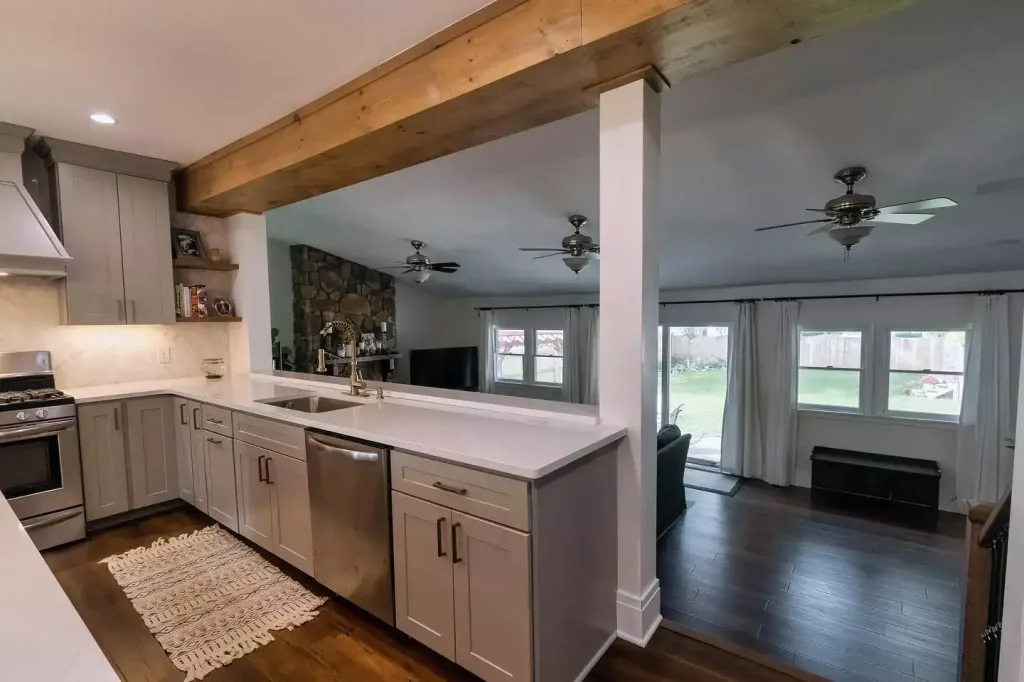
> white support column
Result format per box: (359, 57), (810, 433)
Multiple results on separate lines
(227, 213), (273, 374)
(598, 78), (662, 645)
(999, 319), (1024, 682)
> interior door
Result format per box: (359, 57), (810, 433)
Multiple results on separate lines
(126, 397), (178, 509)
(77, 402), (129, 520)
(57, 164), (125, 325)
(452, 511), (532, 682)
(392, 491), (455, 661)
(269, 453), (314, 575)
(173, 398), (194, 505)
(116, 174), (174, 324)
(235, 441), (273, 551)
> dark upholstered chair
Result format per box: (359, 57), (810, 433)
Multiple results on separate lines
(656, 425), (691, 539)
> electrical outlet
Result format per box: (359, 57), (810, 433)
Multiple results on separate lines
(157, 347), (171, 364)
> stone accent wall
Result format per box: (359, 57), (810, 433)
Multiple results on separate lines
(291, 244), (396, 373)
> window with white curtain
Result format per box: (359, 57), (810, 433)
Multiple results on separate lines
(534, 329), (564, 384)
(493, 326), (565, 386)
(886, 330), (967, 420)
(494, 328), (525, 381)
(797, 330), (864, 411)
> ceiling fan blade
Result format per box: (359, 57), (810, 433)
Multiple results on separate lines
(377, 265), (408, 269)
(533, 252), (567, 260)
(429, 261), (460, 269)
(808, 224), (834, 236)
(432, 268), (458, 274)
(755, 219), (833, 232)
(877, 198), (957, 213)
(519, 247), (565, 252)
(872, 213), (934, 225)
(805, 208), (831, 213)
(401, 268), (415, 274)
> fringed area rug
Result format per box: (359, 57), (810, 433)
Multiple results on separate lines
(101, 525), (327, 681)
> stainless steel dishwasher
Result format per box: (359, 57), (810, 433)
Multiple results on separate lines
(306, 429), (394, 625)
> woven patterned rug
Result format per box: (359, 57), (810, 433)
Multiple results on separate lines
(101, 525), (327, 681)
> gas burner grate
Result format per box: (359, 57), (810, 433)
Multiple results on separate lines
(0, 388), (69, 405)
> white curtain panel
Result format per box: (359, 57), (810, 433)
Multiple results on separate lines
(957, 294), (1013, 504)
(563, 307), (599, 404)
(479, 310), (496, 393)
(759, 300), (800, 486)
(721, 301), (764, 478)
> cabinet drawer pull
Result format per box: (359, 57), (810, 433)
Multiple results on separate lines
(113, 407), (120, 431)
(265, 457), (273, 485)
(208, 418), (224, 425)
(436, 517), (447, 558)
(451, 522), (462, 564)
(207, 437), (222, 445)
(179, 403), (187, 425)
(257, 454), (266, 482)
(192, 407), (200, 430)
(432, 481), (467, 496)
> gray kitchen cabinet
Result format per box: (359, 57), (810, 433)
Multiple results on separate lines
(392, 491), (456, 660)
(452, 512), (532, 682)
(204, 431), (238, 531)
(78, 402), (129, 520)
(172, 398), (195, 505)
(57, 165), (124, 325)
(235, 440), (274, 551)
(116, 174), (174, 324)
(269, 452), (314, 574)
(126, 397), (178, 509)
(189, 403), (209, 513)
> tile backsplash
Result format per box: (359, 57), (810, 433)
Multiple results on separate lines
(0, 279), (233, 388)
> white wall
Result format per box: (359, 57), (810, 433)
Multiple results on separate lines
(267, 238), (294, 353)
(393, 283), (477, 383)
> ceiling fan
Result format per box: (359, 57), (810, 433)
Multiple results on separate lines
(754, 166), (957, 259)
(378, 240), (460, 284)
(519, 215), (600, 274)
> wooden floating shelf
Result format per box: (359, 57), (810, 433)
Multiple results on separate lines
(172, 258), (239, 271)
(175, 316), (242, 323)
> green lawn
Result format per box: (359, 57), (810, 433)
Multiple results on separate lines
(664, 369), (727, 438)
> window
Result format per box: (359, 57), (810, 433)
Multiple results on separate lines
(798, 330), (863, 411)
(534, 330), (564, 384)
(887, 330), (966, 418)
(493, 326), (565, 386)
(494, 328), (525, 381)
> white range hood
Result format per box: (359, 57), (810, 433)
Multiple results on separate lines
(0, 124), (70, 278)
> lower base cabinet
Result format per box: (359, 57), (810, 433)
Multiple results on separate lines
(392, 491), (531, 682)
(204, 431), (238, 532)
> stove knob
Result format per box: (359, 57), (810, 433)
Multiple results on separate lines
(16, 411), (27, 421)
(35, 409), (49, 419)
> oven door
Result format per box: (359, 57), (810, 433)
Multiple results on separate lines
(0, 417), (83, 520)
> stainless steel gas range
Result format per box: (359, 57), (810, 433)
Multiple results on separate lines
(0, 351), (84, 549)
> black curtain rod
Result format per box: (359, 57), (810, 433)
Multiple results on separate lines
(475, 289), (1023, 312)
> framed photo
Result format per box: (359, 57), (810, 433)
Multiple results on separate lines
(212, 298), (234, 317)
(171, 228), (206, 259)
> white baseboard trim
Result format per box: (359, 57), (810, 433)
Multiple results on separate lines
(573, 631), (618, 682)
(615, 577), (662, 646)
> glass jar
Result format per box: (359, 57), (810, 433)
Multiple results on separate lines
(202, 358), (226, 380)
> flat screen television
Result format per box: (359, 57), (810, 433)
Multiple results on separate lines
(410, 346), (479, 392)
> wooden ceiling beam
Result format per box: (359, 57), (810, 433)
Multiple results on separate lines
(177, 0), (920, 216)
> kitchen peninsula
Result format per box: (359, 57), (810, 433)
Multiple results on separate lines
(64, 372), (626, 682)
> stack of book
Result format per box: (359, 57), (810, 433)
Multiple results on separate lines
(174, 283), (208, 318)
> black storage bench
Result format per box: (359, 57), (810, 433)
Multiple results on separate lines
(810, 446), (941, 526)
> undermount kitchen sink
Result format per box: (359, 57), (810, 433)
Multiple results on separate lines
(257, 395), (360, 413)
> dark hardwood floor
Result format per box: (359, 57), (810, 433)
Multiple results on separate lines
(658, 482), (965, 682)
(45, 507), (810, 682)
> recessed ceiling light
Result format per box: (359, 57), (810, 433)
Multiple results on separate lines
(89, 112), (116, 125)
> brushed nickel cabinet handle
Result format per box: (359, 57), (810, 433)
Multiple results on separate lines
(207, 437), (222, 445)
(208, 418), (224, 425)
(265, 457), (273, 485)
(179, 403), (187, 425)
(257, 454), (266, 483)
(451, 522), (462, 564)
(116, 299), (124, 322)
(113, 407), (120, 431)
(432, 481), (467, 496)
(192, 407), (200, 430)
(436, 517), (447, 558)
(130, 300), (137, 323)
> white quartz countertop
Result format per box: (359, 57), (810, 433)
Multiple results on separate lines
(0, 496), (120, 682)
(66, 375), (626, 480)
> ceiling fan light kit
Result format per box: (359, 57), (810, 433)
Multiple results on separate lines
(377, 239), (460, 284)
(520, 214), (601, 275)
(754, 166), (958, 259)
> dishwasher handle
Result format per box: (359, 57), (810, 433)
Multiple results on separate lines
(308, 436), (381, 462)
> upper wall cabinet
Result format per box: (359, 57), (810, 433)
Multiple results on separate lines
(39, 138), (177, 326)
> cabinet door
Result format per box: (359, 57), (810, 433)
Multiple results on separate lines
(269, 454), (314, 575)
(126, 397), (178, 509)
(452, 511), (532, 682)
(117, 175), (174, 324)
(235, 441), (273, 551)
(189, 403), (208, 513)
(57, 164), (125, 325)
(392, 491), (455, 661)
(78, 402), (129, 520)
(204, 432), (238, 531)
(172, 398), (195, 505)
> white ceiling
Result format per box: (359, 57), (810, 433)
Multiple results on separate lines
(269, 0), (1024, 297)
(0, 0), (492, 163)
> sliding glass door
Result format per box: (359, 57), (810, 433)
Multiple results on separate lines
(658, 326), (730, 468)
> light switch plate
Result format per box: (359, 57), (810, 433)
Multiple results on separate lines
(157, 347), (171, 364)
